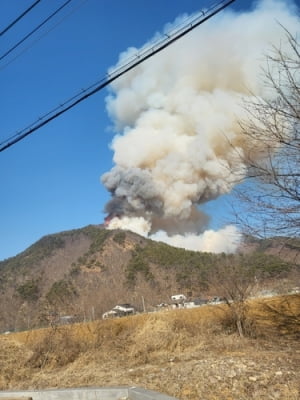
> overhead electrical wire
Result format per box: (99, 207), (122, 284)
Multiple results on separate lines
(0, 0), (74, 62)
(0, 0), (42, 37)
(0, 0), (235, 153)
(0, 0), (90, 71)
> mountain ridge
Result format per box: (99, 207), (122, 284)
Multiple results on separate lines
(0, 224), (298, 332)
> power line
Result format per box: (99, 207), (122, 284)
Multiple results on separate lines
(0, 0), (90, 72)
(0, 0), (235, 153)
(0, 0), (235, 151)
(0, 0), (74, 62)
(0, 0), (42, 37)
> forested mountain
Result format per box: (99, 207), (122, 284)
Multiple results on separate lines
(0, 225), (298, 332)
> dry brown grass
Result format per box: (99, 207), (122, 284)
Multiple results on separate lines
(1, 295), (299, 400)
(248, 294), (300, 338)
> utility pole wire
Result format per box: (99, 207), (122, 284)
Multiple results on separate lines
(0, 0), (74, 62)
(0, 0), (42, 36)
(0, 0), (235, 153)
(0, 0), (90, 72)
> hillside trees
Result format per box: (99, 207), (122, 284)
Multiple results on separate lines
(235, 28), (299, 239)
(207, 256), (256, 337)
(17, 279), (40, 302)
(46, 279), (77, 306)
(207, 252), (291, 337)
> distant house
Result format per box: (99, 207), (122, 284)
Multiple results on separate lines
(59, 315), (77, 324)
(102, 309), (118, 319)
(113, 304), (135, 314)
(290, 287), (300, 294)
(171, 294), (186, 303)
(194, 298), (208, 306)
(208, 296), (226, 305)
(102, 303), (135, 319)
(181, 298), (210, 308)
(156, 303), (169, 308)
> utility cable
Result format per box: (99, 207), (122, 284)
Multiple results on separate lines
(0, 0), (74, 62)
(0, 0), (235, 152)
(0, 0), (42, 37)
(0, 0), (90, 71)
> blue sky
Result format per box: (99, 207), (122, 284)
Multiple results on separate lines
(0, 0), (298, 260)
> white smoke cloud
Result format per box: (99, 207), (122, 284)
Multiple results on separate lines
(101, 0), (299, 253)
(152, 225), (242, 254)
(107, 215), (151, 237)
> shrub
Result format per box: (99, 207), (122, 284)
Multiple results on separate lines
(17, 280), (39, 302)
(26, 326), (85, 368)
(46, 280), (77, 306)
(113, 231), (126, 245)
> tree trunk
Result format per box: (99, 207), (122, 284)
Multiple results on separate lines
(236, 318), (244, 337)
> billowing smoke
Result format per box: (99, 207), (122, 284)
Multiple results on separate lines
(101, 0), (299, 253)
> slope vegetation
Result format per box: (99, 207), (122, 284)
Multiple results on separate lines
(0, 225), (297, 332)
(0, 294), (299, 400)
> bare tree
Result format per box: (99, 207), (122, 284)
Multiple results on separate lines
(235, 28), (299, 239)
(207, 255), (259, 337)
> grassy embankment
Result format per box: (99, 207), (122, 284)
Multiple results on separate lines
(0, 294), (299, 400)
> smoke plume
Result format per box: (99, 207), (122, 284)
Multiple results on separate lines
(101, 0), (299, 253)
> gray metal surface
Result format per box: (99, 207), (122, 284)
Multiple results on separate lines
(0, 387), (179, 400)
(130, 387), (178, 400)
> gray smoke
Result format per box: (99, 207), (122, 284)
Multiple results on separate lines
(102, 166), (162, 215)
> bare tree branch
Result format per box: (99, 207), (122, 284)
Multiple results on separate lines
(233, 28), (300, 239)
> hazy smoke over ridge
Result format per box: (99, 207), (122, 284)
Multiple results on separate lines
(101, 0), (299, 253)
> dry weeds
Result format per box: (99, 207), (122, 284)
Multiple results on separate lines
(0, 295), (299, 400)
